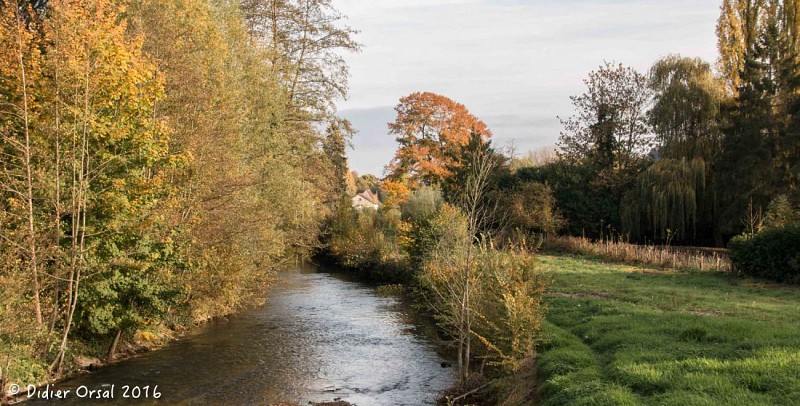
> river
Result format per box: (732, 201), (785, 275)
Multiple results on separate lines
(38, 263), (454, 405)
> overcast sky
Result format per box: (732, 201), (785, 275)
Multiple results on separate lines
(334, 0), (721, 176)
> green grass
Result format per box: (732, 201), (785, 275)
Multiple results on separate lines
(536, 254), (800, 406)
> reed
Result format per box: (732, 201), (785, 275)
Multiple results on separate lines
(541, 235), (731, 273)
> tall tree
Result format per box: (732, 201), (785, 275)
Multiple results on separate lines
(321, 117), (355, 203)
(556, 62), (653, 236)
(387, 92), (492, 187)
(557, 62), (653, 173)
(622, 56), (726, 244)
(717, 0), (764, 96)
(18, 0), (172, 374)
(649, 56), (726, 160)
(717, 0), (800, 235)
(241, 0), (360, 119)
(0, 0), (45, 325)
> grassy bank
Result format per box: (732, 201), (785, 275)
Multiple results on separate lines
(537, 253), (800, 405)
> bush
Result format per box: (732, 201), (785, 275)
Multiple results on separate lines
(326, 205), (409, 281)
(472, 245), (548, 370)
(401, 186), (443, 224)
(729, 225), (800, 283)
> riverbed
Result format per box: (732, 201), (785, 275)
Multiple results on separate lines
(40, 263), (454, 405)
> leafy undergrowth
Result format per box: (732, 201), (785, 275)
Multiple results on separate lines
(536, 254), (800, 406)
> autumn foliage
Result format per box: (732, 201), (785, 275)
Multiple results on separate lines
(0, 0), (359, 382)
(387, 92), (492, 186)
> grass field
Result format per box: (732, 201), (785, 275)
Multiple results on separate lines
(535, 254), (800, 406)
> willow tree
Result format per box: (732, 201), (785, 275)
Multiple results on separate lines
(622, 56), (726, 244)
(622, 158), (707, 242)
(649, 56), (726, 160)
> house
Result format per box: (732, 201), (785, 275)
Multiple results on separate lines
(351, 189), (380, 210)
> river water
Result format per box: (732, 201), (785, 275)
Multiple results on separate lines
(40, 263), (454, 405)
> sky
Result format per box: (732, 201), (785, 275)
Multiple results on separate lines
(334, 0), (722, 176)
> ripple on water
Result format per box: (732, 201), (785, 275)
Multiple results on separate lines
(45, 265), (455, 406)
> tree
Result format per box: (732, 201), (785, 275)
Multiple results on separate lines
(649, 55), (726, 160)
(0, 0), (363, 385)
(241, 0), (361, 118)
(621, 56), (726, 244)
(43, 0), (170, 374)
(717, 0), (764, 96)
(354, 172), (379, 193)
(514, 161), (615, 238)
(0, 0), (44, 326)
(558, 62), (653, 172)
(380, 179), (410, 208)
(387, 92), (492, 186)
(321, 117), (355, 204)
(717, 0), (800, 235)
(450, 135), (502, 383)
(509, 145), (558, 171)
(622, 158), (708, 242)
(555, 62), (653, 236)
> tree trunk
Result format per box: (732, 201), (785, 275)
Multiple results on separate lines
(51, 58), (91, 376)
(107, 329), (122, 363)
(14, 4), (43, 326)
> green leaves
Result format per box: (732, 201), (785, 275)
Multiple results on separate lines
(80, 267), (175, 336)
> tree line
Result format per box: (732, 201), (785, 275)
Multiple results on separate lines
(380, 0), (799, 248)
(0, 0), (357, 382)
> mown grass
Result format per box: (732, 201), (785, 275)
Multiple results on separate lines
(535, 254), (800, 406)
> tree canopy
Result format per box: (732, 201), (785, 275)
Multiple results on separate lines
(387, 91), (492, 186)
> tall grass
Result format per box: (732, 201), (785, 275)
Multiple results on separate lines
(542, 235), (731, 273)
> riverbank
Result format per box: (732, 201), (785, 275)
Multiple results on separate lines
(3, 320), (199, 405)
(318, 243), (800, 405)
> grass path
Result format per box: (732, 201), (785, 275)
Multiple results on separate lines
(536, 254), (800, 405)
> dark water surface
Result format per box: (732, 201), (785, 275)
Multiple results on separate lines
(39, 264), (454, 405)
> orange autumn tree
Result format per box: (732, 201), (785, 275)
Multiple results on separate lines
(381, 179), (411, 207)
(386, 92), (492, 186)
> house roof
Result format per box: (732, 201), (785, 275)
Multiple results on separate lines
(357, 189), (380, 205)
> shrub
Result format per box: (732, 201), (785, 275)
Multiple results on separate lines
(415, 205), (549, 372)
(472, 245), (548, 370)
(728, 225), (800, 283)
(763, 194), (799, 230)
(500, 181), (564, 237)
(326, 205), (408, 280)
(401, 186), (443, 224)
